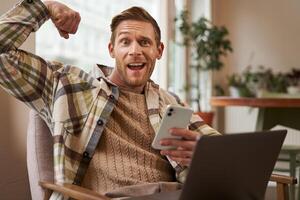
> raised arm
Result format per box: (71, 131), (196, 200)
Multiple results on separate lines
(0, 0), (80, 120)
(43, 0), (80, 39)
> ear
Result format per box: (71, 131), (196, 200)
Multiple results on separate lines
(108, 42), (115, 58)
(156, 42), (164, 60)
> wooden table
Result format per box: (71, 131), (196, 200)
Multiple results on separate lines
(211, 97), (300, 199)
(211, 97), (300, 131)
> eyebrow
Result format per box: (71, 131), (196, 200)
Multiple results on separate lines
(117, 31), (130, 37)
(139, 36), (152, 43)
(117, 31), (152, 40)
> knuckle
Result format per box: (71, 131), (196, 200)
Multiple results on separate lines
(56, 13), (62, 19)
(71, 12), (77, 19)
(57, 19), (64, 26)
(70, 28), (76, 34)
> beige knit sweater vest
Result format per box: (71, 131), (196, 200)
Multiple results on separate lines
(82, 89), (175, 193)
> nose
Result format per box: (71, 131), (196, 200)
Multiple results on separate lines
(128, 41), (142, 56)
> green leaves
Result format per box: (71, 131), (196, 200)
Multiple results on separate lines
(227, 66), (298, 97)
(176, 10), (233, 71)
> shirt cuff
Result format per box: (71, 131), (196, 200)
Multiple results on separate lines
(18, 0), (50, 31)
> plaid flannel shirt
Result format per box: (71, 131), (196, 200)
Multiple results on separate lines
(0, 0), (220, 199)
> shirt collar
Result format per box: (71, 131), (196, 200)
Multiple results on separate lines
(89, 64), (117, 86)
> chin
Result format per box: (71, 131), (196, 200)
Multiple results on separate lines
(127, 79), (147, 87)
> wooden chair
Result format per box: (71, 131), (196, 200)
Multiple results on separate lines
(275, 145), (300, 200)
(38, 174), (296, 200)
(270, 174), (297, 200)
(26, 110), (109, 200)
(27, 110), (297, 200)
(39, 181), (109, 200)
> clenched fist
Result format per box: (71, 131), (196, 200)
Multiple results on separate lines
(43, 1), (81, 39)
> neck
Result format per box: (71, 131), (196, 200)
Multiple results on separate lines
(109, 72), (145, 94)
(119, 85), (145, 94)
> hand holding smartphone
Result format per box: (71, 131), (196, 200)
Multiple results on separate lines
(152, 105), (193, 150)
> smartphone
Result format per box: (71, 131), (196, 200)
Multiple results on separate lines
(151, 105), (193, 150)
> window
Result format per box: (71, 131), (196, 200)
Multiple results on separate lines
(168, 0), (212, 107)
(36, 0), (164, 83)
(36, 0), (211, 100)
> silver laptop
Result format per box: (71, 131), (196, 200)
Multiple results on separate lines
(128, 130), (287, 200)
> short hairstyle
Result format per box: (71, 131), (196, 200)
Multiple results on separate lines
(110, 6), (161, 46)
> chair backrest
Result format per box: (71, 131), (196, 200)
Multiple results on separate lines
(27, 110), (54, 200)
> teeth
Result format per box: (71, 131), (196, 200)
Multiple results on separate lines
(127, 63), (145, 70)
(128, 63), (143, 67)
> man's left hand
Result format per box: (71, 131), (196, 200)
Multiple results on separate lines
(160, 128), (201, 167)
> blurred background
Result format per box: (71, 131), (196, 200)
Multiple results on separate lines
(1, 0), (300, 198)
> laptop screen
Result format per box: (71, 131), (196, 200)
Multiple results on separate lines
(181, 130), (286, 200)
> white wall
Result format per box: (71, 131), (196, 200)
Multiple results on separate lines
(0, 1), (34, 199)
(212, 0), (300, 133)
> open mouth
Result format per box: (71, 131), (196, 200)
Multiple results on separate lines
(127, 63), (146, 70)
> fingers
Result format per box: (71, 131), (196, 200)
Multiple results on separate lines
(161, 149), (193, 166)
(160, 149), (193, 167)
(161, 149), (193, 158)
(160, 129), (199, 150)
(160, 139), (196, 150)
(58, 30), (69, 39)
(160, 148), (194, 166)
(46, 1), (81, 39)
(170, 128), (200, 141)
(58, 11), (81, 34)
(169, 156), (191, 166)
(71, 13), (81, 34)
(159, 129), (200, 167)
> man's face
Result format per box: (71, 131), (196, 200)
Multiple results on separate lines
(108, 20), (164, 92)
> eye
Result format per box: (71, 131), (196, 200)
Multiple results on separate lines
(140, 39), (150, 47)
(120, 38), (130, 46)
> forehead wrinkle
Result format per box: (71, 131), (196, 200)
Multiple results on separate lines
(117, 31), (130, 37)
(116, 21), (155, 39)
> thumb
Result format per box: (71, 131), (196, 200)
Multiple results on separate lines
(58, 29), (69, 39)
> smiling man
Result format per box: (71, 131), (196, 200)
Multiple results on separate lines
(0, 0), (219, 199)
(108, 17), (164, 93)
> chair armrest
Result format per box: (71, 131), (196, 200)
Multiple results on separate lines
(39, 181), (110, 200)
(269, 174), (297, 200)
(270, 174), (297, 184)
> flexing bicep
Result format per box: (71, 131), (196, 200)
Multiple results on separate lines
(0, 49), (62, 115)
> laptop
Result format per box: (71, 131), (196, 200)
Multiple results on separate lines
(128, 130), (287, 200)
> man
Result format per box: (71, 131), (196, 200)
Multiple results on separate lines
(0, 0), (219, 199)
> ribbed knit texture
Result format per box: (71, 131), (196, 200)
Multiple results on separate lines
(82, 89), (175, 193)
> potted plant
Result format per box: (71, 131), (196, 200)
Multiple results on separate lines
(176, 10), (233, 125)
(226, 66), (295, 97)
(227, 72), (254, 98)
(227, 72), (250, 98)
(286, 68), (300, 95)
(227, 73), (241, 97)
